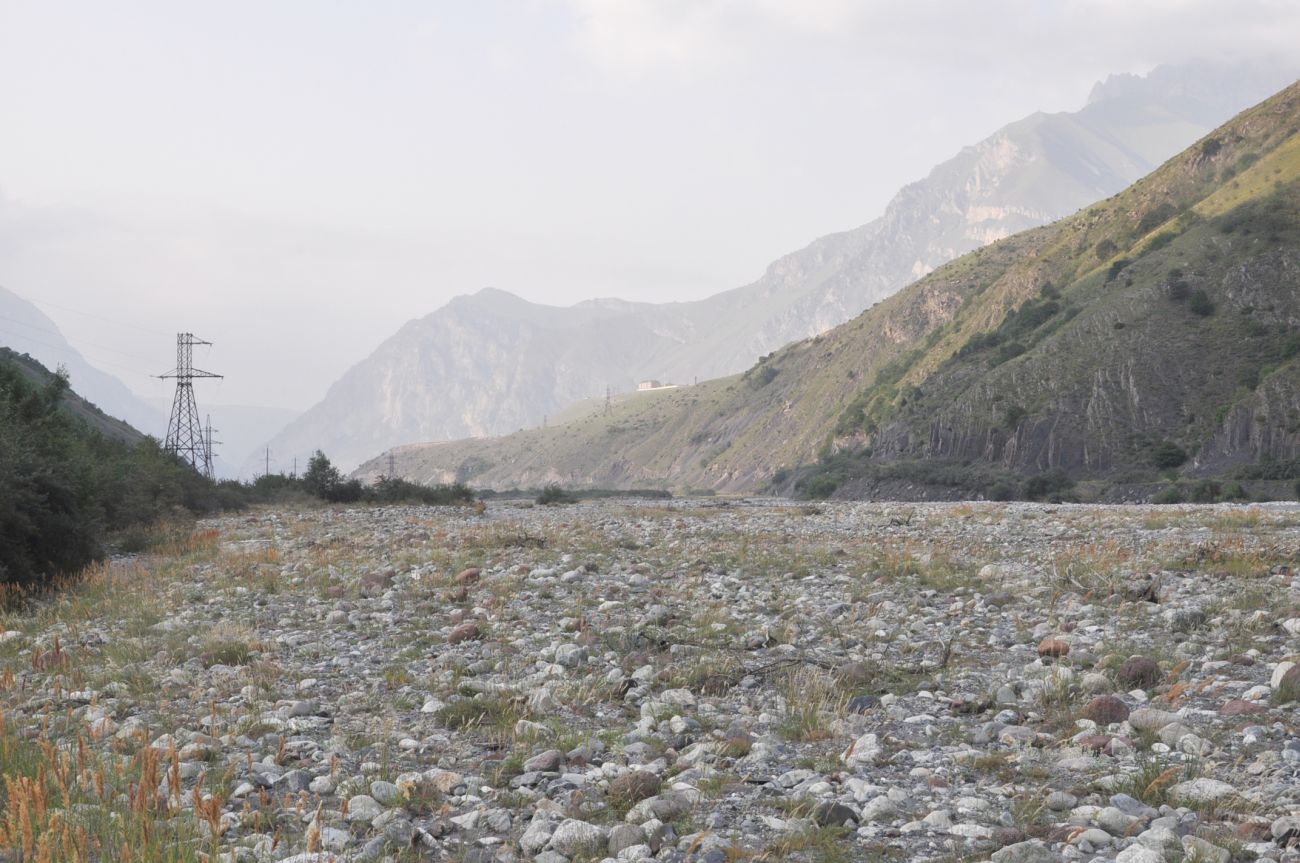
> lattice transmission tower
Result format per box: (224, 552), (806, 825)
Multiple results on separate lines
(158, 333), (223, 479)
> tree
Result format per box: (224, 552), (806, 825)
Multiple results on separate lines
(302, 450), (342, 498)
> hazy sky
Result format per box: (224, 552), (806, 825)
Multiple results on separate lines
(2, 0), (1299, 409)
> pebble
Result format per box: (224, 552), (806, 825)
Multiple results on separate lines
(9, 500), (1298, 863)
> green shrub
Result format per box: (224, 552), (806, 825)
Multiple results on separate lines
(370, 476), (474, 505)
(747, 365), (779, 388)
(536, 484), (576, 505)
(1153, 485), (1185, 504)
(1221, 481), (1248, 501)
(1024, 470), (1074, 501)
(1189, 480), (1221, 503)
(1149, 441), (1188, 469)
(797, 475), (840, 500)
(988, 482), (1016, 502)
(1187, 289), (1215, 316)
(0, 357), (238, 588)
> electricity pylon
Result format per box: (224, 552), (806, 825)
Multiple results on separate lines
(158, 333), (222, 479)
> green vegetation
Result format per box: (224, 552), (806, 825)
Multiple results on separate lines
(536, 483), (578, 505)
(792, 453), (1075, 502)
(303, 449), (365, 502)
(0, 353), (477, 591)
(0, 357), (239, 590)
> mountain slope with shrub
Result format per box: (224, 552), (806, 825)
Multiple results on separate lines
(0, 352), (237, 587)
(287, 61), (1295, 472)
(0, 286), (166, 436)
(363, 80), (1300, 499)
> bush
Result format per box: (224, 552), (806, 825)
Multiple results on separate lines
(988, 482), (1017, 502)
(1024, 470), (1074, 501)
(371, 476), (475, 505)
(1149, 441), (1188, 469)
(1187, 289), (1215, 317)
(536, 484), (576, 505)
(798, 475), (840, 500)
(0, 357), (235, 589)
(1152, 485), (1185, 504)
(1189, 480), (1221, 503)
(302, 450), (344, 498)
(1221, 481), (1248, 501)
(747, 365), (779, 388)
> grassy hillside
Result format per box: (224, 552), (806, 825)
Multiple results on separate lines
(367, 81), (1300, 500)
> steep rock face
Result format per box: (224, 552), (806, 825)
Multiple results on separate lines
(271, 61), (1296, 471)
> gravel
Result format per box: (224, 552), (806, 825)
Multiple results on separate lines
(2, 498), (1299, 862)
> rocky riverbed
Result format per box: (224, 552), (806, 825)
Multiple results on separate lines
(2, 499), (1299, 863)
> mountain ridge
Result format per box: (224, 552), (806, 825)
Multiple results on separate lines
(359, 78), (1300, 500)
(266, 59), (1299, 473)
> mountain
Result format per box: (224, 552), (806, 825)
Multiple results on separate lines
(0, 346), (144, 444)
(359, 79), (1300, 499)
(0, 286), (166, 436)
(266, 60), (1299, 473)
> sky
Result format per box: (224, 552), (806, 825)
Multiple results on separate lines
(2, 0), (1299, 410)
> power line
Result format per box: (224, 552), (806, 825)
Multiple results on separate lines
(0, 312), (160, 363)
(0, 325), (158, 380)
(27, 297), (172, 337)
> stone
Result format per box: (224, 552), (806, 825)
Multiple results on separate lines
(860, 795), (896, 823)
(369, 780), (402, 806)
(1273, 662), (1300, 698)
(1044, 791), (1077, 811)
(990, 839), (1056, 863)
(842, 732), (880, 766)
(345, 795), (383, 823)
(1115, 845), (1165, 863)
(1169, 778), (1237, 805)
(609, 770), (660, 807)
(607, 823), (646, 856)
(555, 643), (586, 668)
(447, 622), (481, 644)
(1037, 638), (1069, 658)
(1271, 815), (1300, 847)
(1082, 695), (1129, 724)
(520, 814), (557, 855)
(548, 818), (608, 857)
(524, 749), (565, 772)
(1118, 656), (1161, 689)
(1096, 806), (1139, 836)
(1219, 699), (1263, 717)
(1128, 707), (1178, 731)
(1181, 835), (1229, 863)
(814, 801), (858, 827)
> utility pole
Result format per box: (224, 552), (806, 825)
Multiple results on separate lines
(292, 457), (297, 479)
(388, 452), (396, 479)
(158, 333), (222, 479)
(265, 448), (271, 478)
(604, 385), (612, 416)
(202, 414), (221, 481)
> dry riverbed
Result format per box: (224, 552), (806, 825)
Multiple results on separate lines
(1, 499), (1299, 863)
